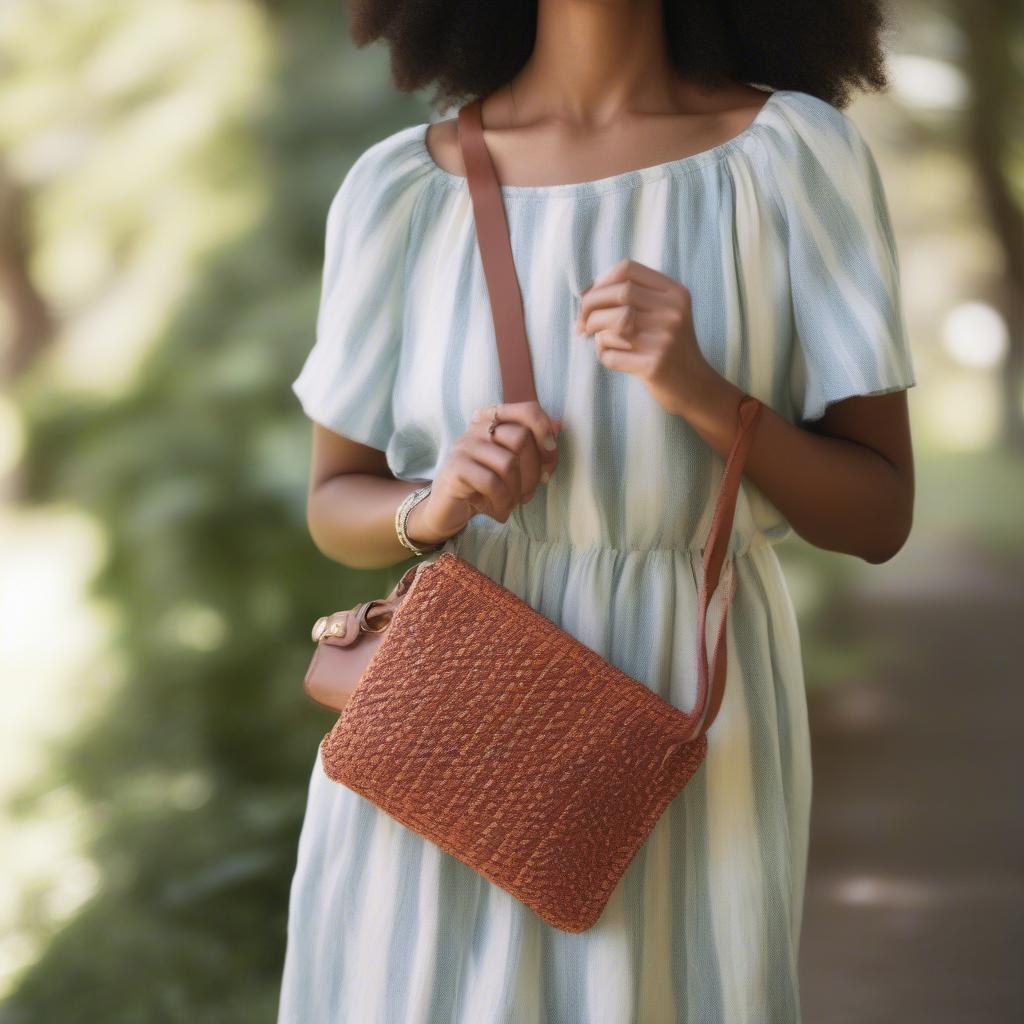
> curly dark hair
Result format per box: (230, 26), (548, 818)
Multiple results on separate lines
(349, 0), (890, 112)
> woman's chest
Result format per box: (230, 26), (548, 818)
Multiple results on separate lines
(389, 179), (797, 482)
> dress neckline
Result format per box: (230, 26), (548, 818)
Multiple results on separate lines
(416, 89), (784, 199)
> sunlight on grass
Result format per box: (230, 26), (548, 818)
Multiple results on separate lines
(0, 785), (101, 999)
(0, 508), (117, 781)
(0, 507), (116, 997)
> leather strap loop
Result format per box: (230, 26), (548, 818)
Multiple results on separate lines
(456, 96), (763, 741)
(685, 394), (763, 741)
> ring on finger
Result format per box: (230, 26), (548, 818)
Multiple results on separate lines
(487, 405), (501, 437)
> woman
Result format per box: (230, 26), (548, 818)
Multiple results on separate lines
(277, 0), (916, 1020)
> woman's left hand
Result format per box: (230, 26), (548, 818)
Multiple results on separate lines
(574, 257), (723, 420)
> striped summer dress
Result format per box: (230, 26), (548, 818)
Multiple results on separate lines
(277, 88), (916, 1024)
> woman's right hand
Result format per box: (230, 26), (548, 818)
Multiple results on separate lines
(406, 401), (563, 547)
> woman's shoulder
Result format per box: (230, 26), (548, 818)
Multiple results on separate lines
(325, 121), (438, 230)
(749, 88), (887, 228)
(755, 88), (876, 165)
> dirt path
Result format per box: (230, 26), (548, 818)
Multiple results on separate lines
(798, 539), (1024, 1023)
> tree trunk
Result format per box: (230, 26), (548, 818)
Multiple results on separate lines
(956, 0), (1024, 450)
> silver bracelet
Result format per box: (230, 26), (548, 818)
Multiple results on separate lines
(395, 484), (442, 556)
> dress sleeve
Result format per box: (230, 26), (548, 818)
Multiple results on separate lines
(760, 92), (917, 423)
(291, 137), (422, 451)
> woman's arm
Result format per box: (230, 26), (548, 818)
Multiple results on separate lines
(678, 367), (914, 564)
(304, 426), (427, 569)
(576, 257), (915, 565)
(304, 401), (561, 570)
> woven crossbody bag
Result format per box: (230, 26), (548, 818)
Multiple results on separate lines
(302, 97), (765, 933)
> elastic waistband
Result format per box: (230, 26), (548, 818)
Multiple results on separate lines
(450, 522), (772, 560)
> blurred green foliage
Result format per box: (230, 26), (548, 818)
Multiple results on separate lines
(3, 3), (432, 1020)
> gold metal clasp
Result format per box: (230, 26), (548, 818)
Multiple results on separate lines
(311, 615), (347, 643)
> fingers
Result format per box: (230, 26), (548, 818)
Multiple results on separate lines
(470, 401), (560, 474)
(586, 256), (680, 295)
(449, 451), (517, 521)
(488, 414), (552, 486)
(459, 400), (563, 520)
(463, 433), (525, 516)
(577, 299), (678, 339)
(479, 420), (543, 500)
(575, 279), (685, 336)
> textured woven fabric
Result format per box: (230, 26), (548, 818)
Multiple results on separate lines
(278, 89), (916, 1023)
(318, 551), (710, 933)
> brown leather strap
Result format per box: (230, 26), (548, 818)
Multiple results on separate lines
(456, 97), (763, 741)
(685, 394), (763, 741)
(457, 99), (538, 404)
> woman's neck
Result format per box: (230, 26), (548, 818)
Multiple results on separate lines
(497, 0), (758, 129)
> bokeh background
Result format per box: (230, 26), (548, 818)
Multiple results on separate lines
(1, 1), (1021, 1021)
